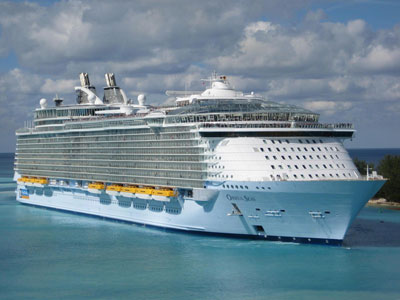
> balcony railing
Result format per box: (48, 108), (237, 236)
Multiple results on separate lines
(198, 122), (354, 130)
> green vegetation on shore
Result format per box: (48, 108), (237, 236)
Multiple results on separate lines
(353, 155), (400, 203)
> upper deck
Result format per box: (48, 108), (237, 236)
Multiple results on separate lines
(17, 73), (353, 139)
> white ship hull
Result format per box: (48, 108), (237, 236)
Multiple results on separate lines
(15, 179), (384, 245)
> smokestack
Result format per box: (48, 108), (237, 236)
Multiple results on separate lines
(103, 73), (124, 104)
(76, 73), (97, 104)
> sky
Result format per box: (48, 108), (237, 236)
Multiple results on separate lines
(1, 0), (400, 152)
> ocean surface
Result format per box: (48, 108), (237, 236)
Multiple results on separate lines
(1, 151), (400, 300)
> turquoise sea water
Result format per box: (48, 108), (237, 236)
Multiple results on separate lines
(1, 152), (400, 300)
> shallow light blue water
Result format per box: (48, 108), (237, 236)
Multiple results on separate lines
(1, 153), (400, 299)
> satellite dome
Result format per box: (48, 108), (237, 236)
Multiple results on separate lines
(138, 94), (146, 106)
(39, 98), (47, 109)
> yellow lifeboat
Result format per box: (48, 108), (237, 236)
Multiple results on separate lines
(152, 188), (177, 202)
(22, 177), (36, 186)
(35, 178), (48, 186)
(17, 176), (28, 184)
(120, 186), (138, 198)
(88, 182), (105, 194)
(106, 184), (122, 195)
(135, 186), (154, 199)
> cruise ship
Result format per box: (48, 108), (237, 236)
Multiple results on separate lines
(14, 72), (385, 245)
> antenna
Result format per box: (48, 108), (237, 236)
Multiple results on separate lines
(53, 94), (64, 107)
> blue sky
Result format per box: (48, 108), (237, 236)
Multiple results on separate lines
(0, 0), (400, 152)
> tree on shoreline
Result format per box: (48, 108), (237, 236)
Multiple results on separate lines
(352, 158), (374, 176)
(377, 155), (400, 203)
(353, 155), (400, 202)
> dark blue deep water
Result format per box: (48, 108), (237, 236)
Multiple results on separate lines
(1, 152), (400, 299)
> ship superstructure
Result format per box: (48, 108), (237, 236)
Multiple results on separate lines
(14, 73), (385, 244)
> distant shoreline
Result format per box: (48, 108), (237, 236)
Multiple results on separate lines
(367, 198), (400, 210)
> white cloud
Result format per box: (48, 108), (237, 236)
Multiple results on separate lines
(40, 78), (78, 94)
(350, 45), (400, 74)
(0, 1), (400, 150)
(303, 100), (352, 115)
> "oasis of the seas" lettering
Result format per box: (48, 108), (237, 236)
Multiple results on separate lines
(226, 194), (256, 202)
